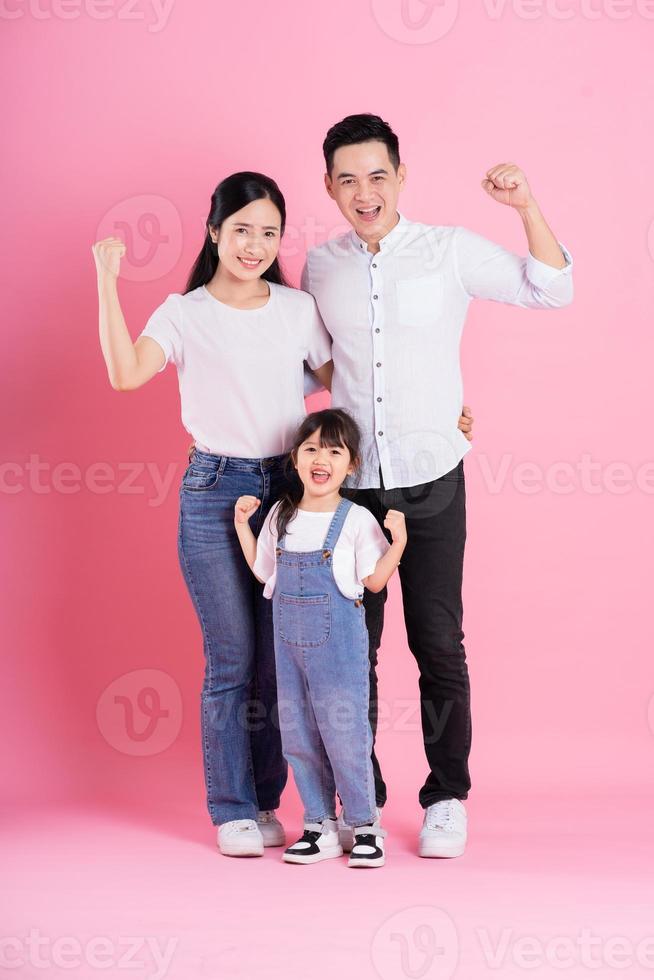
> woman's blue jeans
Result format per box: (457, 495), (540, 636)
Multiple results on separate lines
(177, 447), (294, 825)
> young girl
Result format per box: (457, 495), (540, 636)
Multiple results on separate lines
(234, 408), (407, 868)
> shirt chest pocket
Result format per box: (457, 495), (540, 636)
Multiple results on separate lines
(395, 274), (443, 328)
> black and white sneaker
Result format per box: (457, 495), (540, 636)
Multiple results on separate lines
(282, 818), (343, 865)
(348, 824), (387, 868)
(337, 804), (383, 852)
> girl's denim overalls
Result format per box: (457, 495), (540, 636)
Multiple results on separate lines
(272, 496), (377, 827)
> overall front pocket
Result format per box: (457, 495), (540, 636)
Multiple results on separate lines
(278, 593), (331, 647)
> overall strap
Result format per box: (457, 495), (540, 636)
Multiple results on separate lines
(321, 497), (354, 554)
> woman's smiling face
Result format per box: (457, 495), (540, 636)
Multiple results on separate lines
(211, 197), (282, 280)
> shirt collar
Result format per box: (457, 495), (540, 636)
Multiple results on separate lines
(350, 210), (409, 255)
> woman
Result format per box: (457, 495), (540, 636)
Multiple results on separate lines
(92, 170), (474, 858)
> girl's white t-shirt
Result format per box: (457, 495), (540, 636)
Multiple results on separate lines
(138, 282), (333, 459)
(254, 499), (391, 600)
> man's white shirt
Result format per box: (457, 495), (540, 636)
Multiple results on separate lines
(301, 211), (573, 490)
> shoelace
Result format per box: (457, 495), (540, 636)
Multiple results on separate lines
(228, 820), (257, 834)
(426, 800), (456, 830)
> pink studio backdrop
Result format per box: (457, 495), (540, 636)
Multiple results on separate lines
(3, 3), (653, 820)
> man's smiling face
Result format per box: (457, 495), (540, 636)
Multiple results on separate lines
(324, 140), (406, 245)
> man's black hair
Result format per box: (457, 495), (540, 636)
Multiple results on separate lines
(323, 113), (400, 175)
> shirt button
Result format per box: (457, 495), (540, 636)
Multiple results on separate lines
(377, 397), (382, 402)
(378, 430), (383, 436)
(375, 328), (380, 333)
(372, 263), (377, 269)
(376, 362), (381, 367)
(373, 294), (378, 300)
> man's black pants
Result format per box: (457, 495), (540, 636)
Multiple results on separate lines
(342, 459), (471, 809)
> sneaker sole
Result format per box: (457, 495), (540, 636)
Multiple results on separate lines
(348, 855), (385, 868)
(260, 831), (286, 847)
(219, 845), (265, 857)
(283, 845), (343, 865)
(418, 841), (465, 858)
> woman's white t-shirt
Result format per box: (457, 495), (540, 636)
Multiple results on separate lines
(254, 499), (391, 600)
(138, 282), (333, 459)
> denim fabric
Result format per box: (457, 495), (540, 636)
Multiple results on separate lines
(271, 497), (376, 828)
(177, 447), (295, 825)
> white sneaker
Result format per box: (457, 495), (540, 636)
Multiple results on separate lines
(257, 810), (286, 847)
(337, 805), (382, 853)
(217, 819), (264, 857)
(283, 818), (343, 865)
(336, 808), (354, 852)
(348, 824), (387, 868)
(419, 799), (467, 858)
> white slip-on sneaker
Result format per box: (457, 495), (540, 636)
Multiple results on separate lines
(257, 810), (286, 847)
(419, 798), (467, 858)
(348, 824), (387, 868)
(217, 819), (264, 857)
(283, 818), (343, 865)
(338, 805), (382, 853)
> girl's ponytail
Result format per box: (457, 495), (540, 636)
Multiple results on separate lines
(274, 460), (305, 542)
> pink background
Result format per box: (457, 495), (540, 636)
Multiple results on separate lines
(3, 2), (654, 978)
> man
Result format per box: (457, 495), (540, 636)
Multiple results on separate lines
(301, 113), (573, 858)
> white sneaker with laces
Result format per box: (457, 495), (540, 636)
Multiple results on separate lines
(217, 818), (264, 857)
(283, 817), (343, 865)
(419, 798), (467, 858)
(337, 805), (382, 853)
(257, 810), (286, 847)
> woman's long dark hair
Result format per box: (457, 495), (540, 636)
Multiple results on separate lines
(275, 409), (363, 541)
(185, 172), (290, 293)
